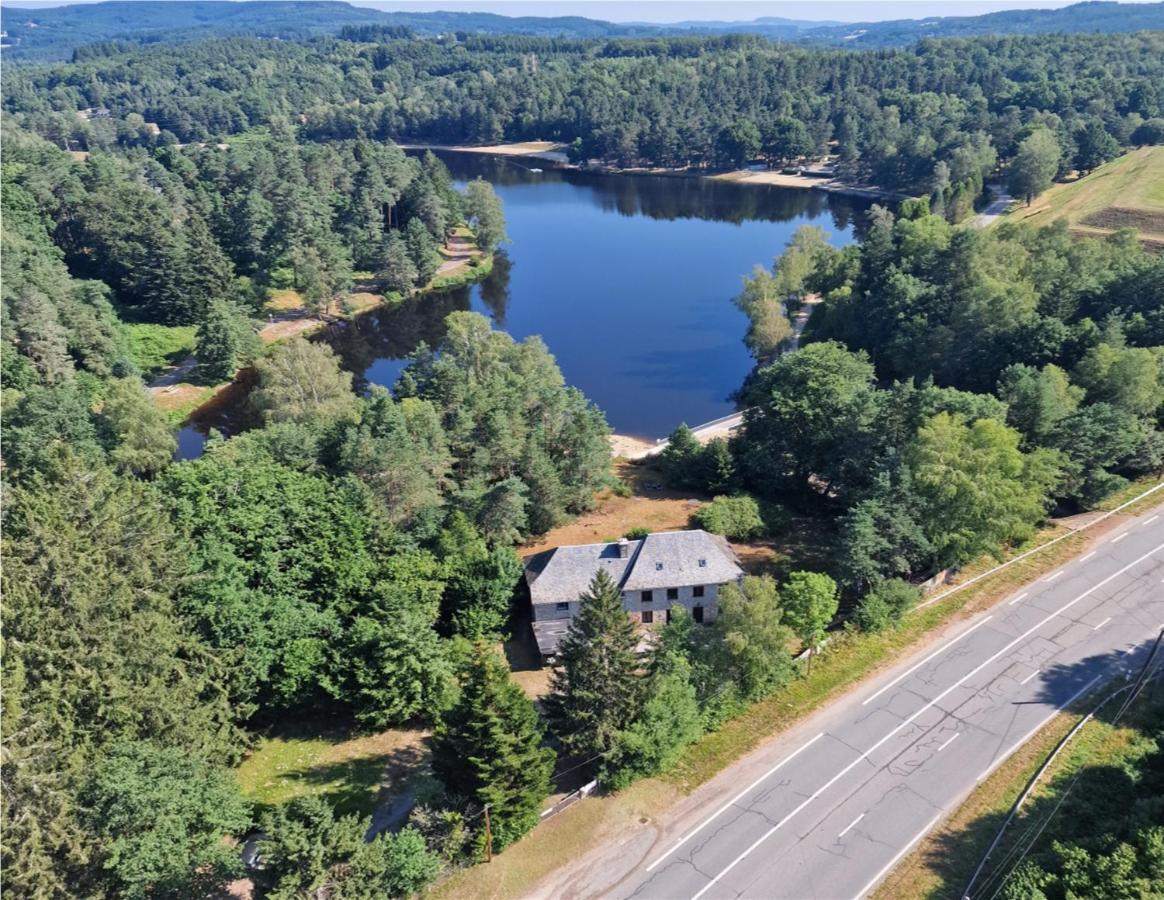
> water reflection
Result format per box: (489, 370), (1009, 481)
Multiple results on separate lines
(176, 153), (868, 459)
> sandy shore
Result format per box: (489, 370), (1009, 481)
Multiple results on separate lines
(398, 141), (569, 163)
(609, 433), (658, 458)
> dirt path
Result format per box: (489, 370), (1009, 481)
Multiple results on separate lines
(437, 233), (474, 276)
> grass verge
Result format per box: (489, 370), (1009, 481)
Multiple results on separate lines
(433, 485), (1163, 899)
(875, 685), (1164, 899)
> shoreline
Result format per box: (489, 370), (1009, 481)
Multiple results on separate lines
(404, 140), (907, 203)
(154, 242), (494, 426)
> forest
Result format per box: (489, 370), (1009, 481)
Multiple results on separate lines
(3, 17), (1164, 900)
(4, 30), (1164, 217)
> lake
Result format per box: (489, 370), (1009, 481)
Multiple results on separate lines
(177, 153), (868, 458)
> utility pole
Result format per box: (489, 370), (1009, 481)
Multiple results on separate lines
(483, 804), (493, 862)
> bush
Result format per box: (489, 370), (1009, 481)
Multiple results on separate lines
(625, 526), (650, 540)
(692, 495), (764, 540)
(855, 578), (921, 633)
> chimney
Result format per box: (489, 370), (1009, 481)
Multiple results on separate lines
(617, 538), (629, 559)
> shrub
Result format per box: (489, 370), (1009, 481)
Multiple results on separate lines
(855, 578), (921, 633)
(625, 526), (650, 540)
(692, 495), (764, 540)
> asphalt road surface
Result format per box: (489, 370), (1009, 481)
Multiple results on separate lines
(551, 504), (1164, 900)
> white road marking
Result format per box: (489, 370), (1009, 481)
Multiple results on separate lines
(1043, 569), (1063, 582)
(1112, 533), (1128, 544)
(861, 617), (995, 707)
(1093, 617), (1112, 631)
(687, 544), (1163, 900)
(937, 733), (960, 753)
(1008, 592), (1028, 606)
(1020, 668), (1040, 685)
(1143, 515), (1160, 526)
(644, 732), (824, 872)
(837, 812), (865, 839)
(1079, 551), (1096, 563)
(852, 811), (945, 899)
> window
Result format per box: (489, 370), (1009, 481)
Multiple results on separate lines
(641, 610), (654, 624)
(556, 602), (570, 611)
(666, 587), (679, 601)
(655, 562), (664, 571)
(693, 585), (705, 598)
(698, 559), (707, 568)
(641, 590), (653, 604)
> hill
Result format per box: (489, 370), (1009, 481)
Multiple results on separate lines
(804, 1), (1164, 47)
(3, 0), (1162, 61)
(0, 1), (392, 59)
(1000, 146), (1164, 250)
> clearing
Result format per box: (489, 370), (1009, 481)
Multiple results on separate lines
(235, 721), (432, 824)
(1000, 145), (1164, 249)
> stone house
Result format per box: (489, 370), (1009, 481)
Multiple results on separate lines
(523, 529), (744, 661)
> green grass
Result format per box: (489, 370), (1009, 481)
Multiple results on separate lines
(125, 323), (197, 376)
(428, 251), (494, 291)
(1001, 146), (1164, 246)
(235, 722), (431, 817)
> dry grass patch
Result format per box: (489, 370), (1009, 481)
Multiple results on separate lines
(432, 778), (683, 900)
(521, 459), (707, 556)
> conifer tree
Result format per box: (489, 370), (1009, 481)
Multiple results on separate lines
(196, 298), (259, 383)
(544, 568), (641, 759)
(431, 644), (554, 853)
(98, 376), (177, 478)
(376, 231), (418, 294)
(406, 217), (442, 286)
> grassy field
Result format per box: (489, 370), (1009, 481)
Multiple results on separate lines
(235, 721), (431, 818)
(125, 323), (197, 376)
(1000, 146), (1164, 249)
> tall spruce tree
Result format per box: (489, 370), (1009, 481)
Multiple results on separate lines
(430, 644), (554, 853)
(544, 568), (641, 759)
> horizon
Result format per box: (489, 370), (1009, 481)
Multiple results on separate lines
(2, 0), (1159, 24)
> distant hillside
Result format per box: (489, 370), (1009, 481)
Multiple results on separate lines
(0, 1), (391, 59)
(2, 0), (1162, 61)
(803, 1), (1164, 47)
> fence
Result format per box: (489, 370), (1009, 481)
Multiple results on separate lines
(540, 779), (599, 821)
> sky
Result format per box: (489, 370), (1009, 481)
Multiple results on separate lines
(4, 0), (1157, 21)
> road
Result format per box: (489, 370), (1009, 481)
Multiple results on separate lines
(538, 503), (1164, 900)
(972, 184), (1015, 228)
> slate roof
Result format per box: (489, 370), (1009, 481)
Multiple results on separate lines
(525, 530), (742, 606)
(622, 530), (742, 591)
(526, 539), (640, 605)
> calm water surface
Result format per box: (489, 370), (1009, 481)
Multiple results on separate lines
(179, 154), (867, 457)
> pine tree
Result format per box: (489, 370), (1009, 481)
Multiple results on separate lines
(196, 298), (259, 383)
(430, 644), (554, 853)
(377, 231), (418, 294)
(659, 423), (701, 488)
(98, 376), (177, 478)
(406, 217), (442, 286)
(544, 568), (641, 759)
(181, 210), (235, 321)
